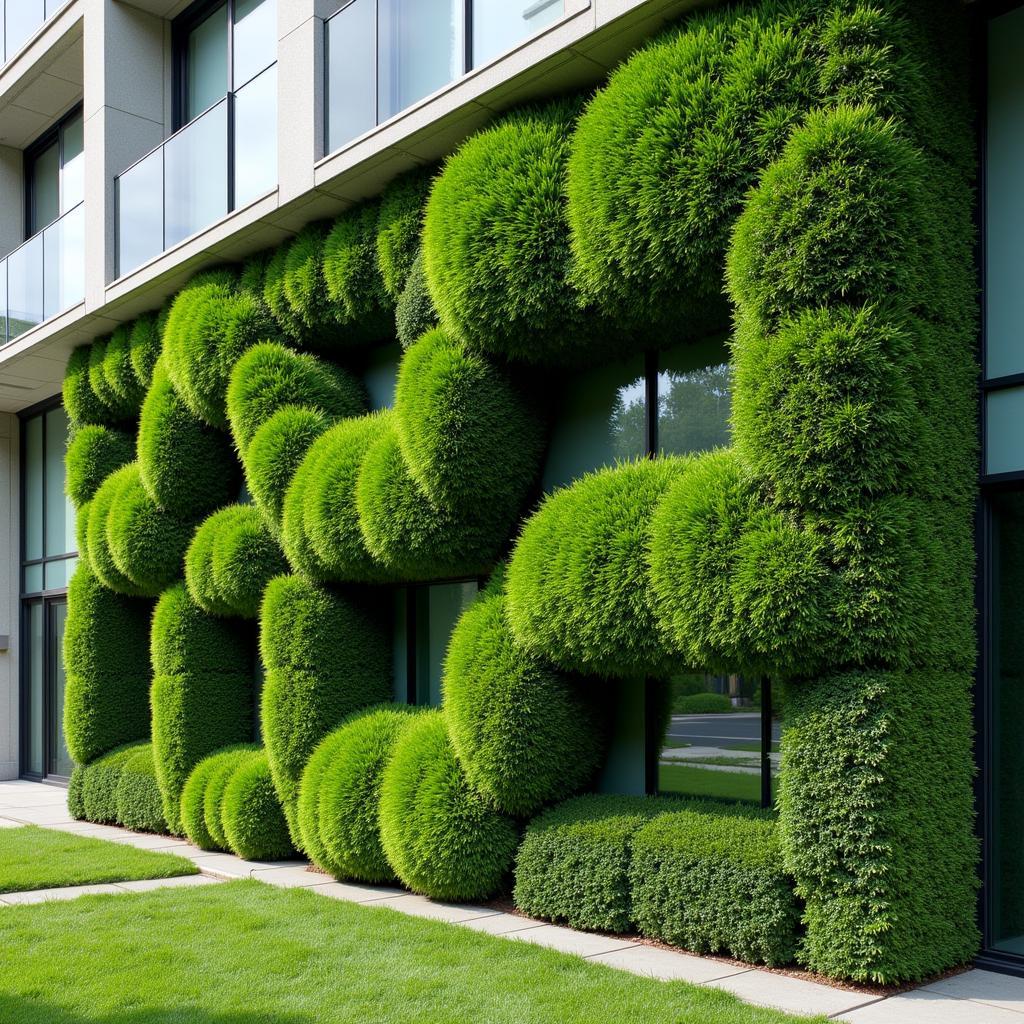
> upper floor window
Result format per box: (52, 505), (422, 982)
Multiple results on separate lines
(25, 106), (83, 239)
(325, 0), (568, 154)
(2, 2), (64, 66)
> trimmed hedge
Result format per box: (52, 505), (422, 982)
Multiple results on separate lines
(102, 324), (146, 414)
(63, 561), (152, 766)
(630, 807), (801, 966)
(221, 749), (294, 860)
(423, 99), (602, 364)
(674, 693), (732, 715)
(297, 705), (412, 882)
(377, 166), (434, 301)
(278, 223), (339, 348)
(65, 424), (134, 508)
(81, 742), (147, 824)
(259, 575), (391, 833)
(180, 749), (230, 850)
(514, 794), (680, 933)
(395, 251), (437, 349)
(506, 458), (686, 678)
(445, 586), (606, 816)
(129, 312), (162, 390)
(780, 669), (979, 983)
(86, 465), (148, 596)
(89, 337), (136, 422)
(204, 746), (259, 850)
(115, 744), (169, 834)
(137, 361), (241, 520)
(64, 346), (108, 427)
(379, 712), (519, 901)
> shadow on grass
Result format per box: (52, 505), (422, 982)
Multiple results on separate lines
(0, 995), (310, 1024)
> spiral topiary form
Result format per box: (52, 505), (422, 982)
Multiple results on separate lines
(379, 711), (519, 901)
(64, 346), (112, 427)
(102, 324), (147, 413)
(65, 424), (134, 509)
(377, 166), (435, 301)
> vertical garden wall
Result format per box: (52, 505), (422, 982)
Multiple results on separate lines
(61, 0), (978, 985)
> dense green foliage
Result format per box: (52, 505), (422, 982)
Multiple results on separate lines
(630, 808), (801, 966)
(445, 586), (606, 816)
(395, 251), (437, 348)
(377, 167), (434, 301)
(221, 750), (294, 860)
(65, 425), (134, 508)
(89, 338), (137, 422)
(204, 746), (260, 850)
(276, 223), (339, 348)
(260, 575), (391, 833)
(514, 795), (681, 933)
(63, 346), (109, 427)
(379, 712), (519, 901)
(81, 742), (148, 824)
(102, 325), (146, 414)
(63, 562), (151, 765)
(297, 705), (411, 882)
(129, 312), (163, 390)
(115, 744), (169, 834)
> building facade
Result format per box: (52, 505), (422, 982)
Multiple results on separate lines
(0, 0), (1020, 985)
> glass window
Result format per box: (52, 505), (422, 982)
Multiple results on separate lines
(378, 0), (460, 122)
(164, 100), (228, 249)
(233, 63), (277, 206)
(363, 342), (402, 411)
(48, 599), (72, 777)
(6, 2), (46, 62)
(44, 406), (74, 557)
(472, 0), (564, 68)
(28, 141), (59, 236)
(186, 3), (229, 122)
(326, 0), (377, 151)
(117, 150), (164, 276)
(7, 234), (43, 340)
(43, 201), (84, 320)
(25, 602), (43, 776)
(233, 0), (276, 88)
(657, 336), (732, 456)
(60, 110), (84, 213)
(990, 490), (1024, 953)
(987, 6), (1024, 380)
(23, 414), (43, 563)
(988, 387), (1024, 476)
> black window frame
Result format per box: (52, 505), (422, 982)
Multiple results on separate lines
(23, 102), (83, 241)
(172, 0), (232, 132)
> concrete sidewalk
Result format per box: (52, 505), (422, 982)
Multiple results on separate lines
(1, 779), (1018, 1022)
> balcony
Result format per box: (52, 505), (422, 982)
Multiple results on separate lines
(0, 202), (84, 345)
(115, 62), (277, 278)
(1, 1), (65, 65)
(325, 0), (566, 155)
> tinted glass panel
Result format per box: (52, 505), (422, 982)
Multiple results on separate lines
(60, 111), (84, 212)
(988, 387), (1024, 476)
(48, 599), (72, 776)
(25, 602), (43, 775)
(378, 0), (460, 121)
(165, 100), (228, 248)
(991, 490), (1024, 953)
(44, 407), (74, 557)
(418, 582), (478, 706)
(472, 0), (563, 67)
(7, 234), (43, 339)
(234, 0), (276, 88)
(23, 413), (43, 564)
(187, 3), (228, 122)
(23, 564), (43, 594)
(325, 0), (376, 151)
(658, 336), (731, 456)
(987, 7), (1024, 379)
(393, 588), (409, 702)
(234, 63), (277, 206)
(117, 149), (164, 276)
(29, 141), (60, 236)
(43, 202), (84, 318)
(364, 342), (401, 411)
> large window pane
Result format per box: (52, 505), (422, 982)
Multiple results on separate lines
(393, 588), (409, 703)
(234, 63), (277, 207)
(326, 0), (377, 152)
(991, 490), (1024, 953)
(117, 150), (164, 276)
(364, 342), (401, 411)
(6, 2), (45, 61)
(43, 203), (84, 319)
(472, 0), (563, 67)
(234, 0), (276, 88)
(23, 415), (43, 563)
(988, 387), (1024, 476)
(542, 355), (645, 493)
(658, 336), (732, 456)
(411, 582), (479, 707)
(48, 599), (72, 776)
(165, 100), (228, 249)
(44, 407), (73, 557)
(25, 602), (43, 775)
(29, 140), (59, 236)
(60, 111), (84, 212)
(378, 0), (460, 121)
(987, 6), (1024, 379)
(187, 3), (228, 122)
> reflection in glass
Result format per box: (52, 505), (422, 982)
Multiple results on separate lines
(117, 151), (164, 276)
(656, 672), (775, 804)
(165, 100), (228, 249)
(61, 111), (85, 212)
(234, 64), (277, 207)
(988, 387), (1024, 476)
(991, 491), (1024, 953)
(5, 1), (45, 61)
(472, 0), (563, 67)
(44, 407), (75, 557)
(378, 0), (460, 122)
(23, 564), (43, 594)
(325, 0), (377, 151)
(48, 599), (73, 776)
(187, 2), (228, 121)
(417, 582), (478, 706)
(24, 415), (43, 563)
(42, 203), (84, 319)
(27, 602), (43, 775)
(233, 0), (276, 88)
(7, 234), (43, 340)
(658, 335), (732, 456)
(29, 140), (59, 235)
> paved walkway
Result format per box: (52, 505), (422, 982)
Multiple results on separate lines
(1, 779), (1020, 1022)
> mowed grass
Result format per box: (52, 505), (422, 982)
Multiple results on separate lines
(0, 880), (823, 1024)
(658, 763), (772, 803)
(0, 826), (196, 893)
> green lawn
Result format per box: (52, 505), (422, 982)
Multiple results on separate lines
(0, 880), (823, 1024)
(658, 763), (774, 803)
(0, 826), (196, 893)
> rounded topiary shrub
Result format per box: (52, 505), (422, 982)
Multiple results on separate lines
(277, 222), (340, 348)
(65, 424), (134, 508)
(395, 251), (438, 348)
(260, 575), (391, 829)
(137, 361), (241, 520)
(262, 245), (305, 340)
(423, 99), (602, 364)
(203, 745), (260, 850)
(298, 705), (412, 883)
(566, 12), (812, 337)
(102, 324), (146, 414)
(85, 465), (150, 597)
(506, 457), (687, 677)
(106, 462), (193, 596)
(221, 750), (294, 861)
(115, 744), (169, 834)
(379, 712), (519, 901)
(444, 587), (606, 816)
(82, 743), (146, 824)
(322, 203), (392, 343)
(63, 561), (152, 766)
(377, 166), (434, 300)
(89, 337), (136, 422)
(226, 341), (365, 454)
(162, 273), (279, 428)
(64, 346), (108, 427)
(129, 312), (162, 390)
(181, 749), (228, 850)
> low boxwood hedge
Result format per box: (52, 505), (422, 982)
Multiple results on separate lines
(221, 749), (294, 861)
(115, 744), (169, 834)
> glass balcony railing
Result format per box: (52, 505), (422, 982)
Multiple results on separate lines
(0, 201), (84, 345)
(325, 0), (565, 154)
(115, 61), (277, 278)
(2, 1), (65, 65)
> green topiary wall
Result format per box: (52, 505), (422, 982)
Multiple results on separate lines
(61, 0), (978, 983)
